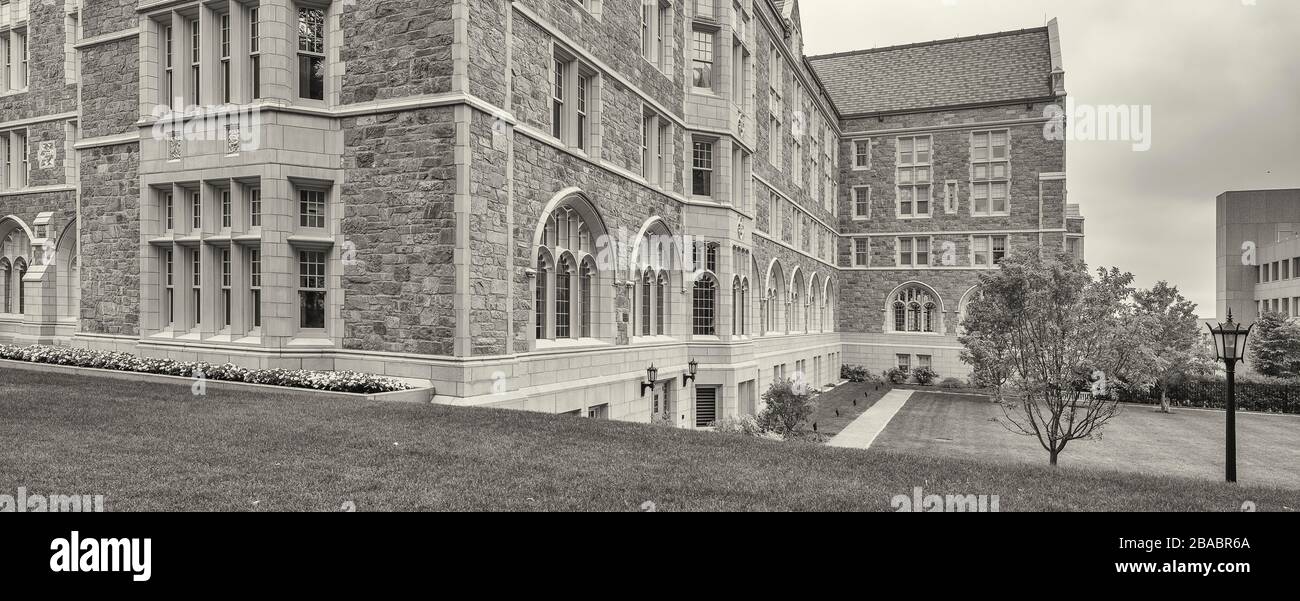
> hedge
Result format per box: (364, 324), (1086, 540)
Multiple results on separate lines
(0, 344), (413, 394)
(1111, 378), (1300, 415)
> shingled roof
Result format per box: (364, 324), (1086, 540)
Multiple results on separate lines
(807, 27), (1057, 117)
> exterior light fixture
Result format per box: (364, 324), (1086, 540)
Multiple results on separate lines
(1205, 309), (1254, 483)
(682, 358), (698, 387)
(640, 364), (659, 397)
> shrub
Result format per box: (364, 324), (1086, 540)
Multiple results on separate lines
(1111, 376), (1300, 414)
(710, 415), (764, 436)
(883, 367), (909, 385)
(0, 344), (413, 394)
(757, 379), (818, 437)
(938, 376), (965, 389)
(840, 364), (872, 383)
(911, 367), (939, 385)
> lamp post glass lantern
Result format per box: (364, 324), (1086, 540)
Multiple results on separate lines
(682, 358), (698, 387)
(1205, 309), (1253, 483)
(641, 364), (659, 397)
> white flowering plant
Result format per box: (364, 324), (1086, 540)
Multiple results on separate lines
(0, 344), (412, 394)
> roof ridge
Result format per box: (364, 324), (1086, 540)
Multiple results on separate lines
(806, 26), (1049, 62)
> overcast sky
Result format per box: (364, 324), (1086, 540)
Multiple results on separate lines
(801, 0), (1300, 315)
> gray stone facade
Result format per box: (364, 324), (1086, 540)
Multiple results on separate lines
(0, 0), (1075, 428)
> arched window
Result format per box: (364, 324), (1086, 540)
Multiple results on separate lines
(14, 257), (26, 315)
(535, 249), (551, 340)
(580, 259), (595, 338)
(731, 276), (741, 336)
(640, 269), (653, 336)
(891, 285), (940, 333)
(740, 277), (749, 336)
(956, 286), (978, 336)
(790, 271), (803, 333)
(693, 274), (717, 336)
(555, 255), (574, 338)
(809, 275), (822, 333)
(825, 280), (836, 333)
(535, 200), (603, 343)
(767, 261), (786, 334)
(655, 271), (667, 335)
(0, 258), (10, 314)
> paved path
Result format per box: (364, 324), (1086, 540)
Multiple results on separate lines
(826, 389), (914, 449)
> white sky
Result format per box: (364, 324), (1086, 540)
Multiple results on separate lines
(800, 0), (1300, 315)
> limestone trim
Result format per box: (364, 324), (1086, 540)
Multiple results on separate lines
(73, 27), (139, 50)
(843, 115), (1053, 138)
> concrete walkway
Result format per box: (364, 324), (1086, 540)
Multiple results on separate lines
(826, 389), (914, 449)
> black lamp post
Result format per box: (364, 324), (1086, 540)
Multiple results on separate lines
(1206, 309), (1253, 483)
(640, 364), (659, 397)
(682, 358), (698, 387)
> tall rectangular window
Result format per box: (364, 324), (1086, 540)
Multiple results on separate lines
(15, 29), (23, 88)
(853, 139), (870, 169)
(221, 249), (232, 327)
(971, 130), (1010, 215)
(692, 140), (713, 196)
(249, 249), (262, 328)
(191, 249), (202, 326)
(249, 7), (261, 99)
(164, 193), (174, 230)
(551, 58), (565, 139)
(165, 250), (175, 326)
(191, 192), (202, 230)
(298, 250), (326, 329)
(576, 74), (589, 152)
(190, 20), (201, 104)
(299, 189), (326, 228)
(220, 13), (231, 103)
(853, 238), (869, 267)
(852, 186), (870, 218)
(691, 29), (714, 90)
(163, 25), (174, 106)
(221, 190), (232, 229)
(297, 7), (325, 100)
(249, 188), (262, 227)
(897, 136), (932, 218)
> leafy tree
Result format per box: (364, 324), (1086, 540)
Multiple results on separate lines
(757, 379), (817, 437)
(1131, 281), (1216, 412)
(1247, 311), (1300, 378)
(959, 249), (1142, 466)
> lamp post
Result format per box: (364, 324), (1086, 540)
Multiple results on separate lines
(1206, 309), (1253, 483)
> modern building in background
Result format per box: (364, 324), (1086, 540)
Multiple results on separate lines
(1215, 189), (1300, 322)
(0, 0), (1073, 426)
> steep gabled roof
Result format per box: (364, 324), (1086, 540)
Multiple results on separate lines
(807, 27), (1056, 117)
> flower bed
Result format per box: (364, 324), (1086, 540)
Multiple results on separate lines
(0, 344), (412, 394)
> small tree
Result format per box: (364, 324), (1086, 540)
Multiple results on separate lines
(1247, 311), (1300, 378)
(960, 249), (1141, 466)
(1131, 281), (1216, 412)
(757, 379), (817, 437)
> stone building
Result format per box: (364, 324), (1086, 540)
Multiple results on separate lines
(1214, 189), (1300, 322)
(0, 0), (1074, 426)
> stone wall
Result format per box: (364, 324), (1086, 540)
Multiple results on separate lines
(339, 0), (455, 104)
(78, 143), (141, 336)
(82, 0), (138, 39)
(339, 107), (458, 355)
(80, 37), (140, 139)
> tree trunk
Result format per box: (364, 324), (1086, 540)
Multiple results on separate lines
(1049, 449), (1059, 466)
(1160, 387), (1171, 414)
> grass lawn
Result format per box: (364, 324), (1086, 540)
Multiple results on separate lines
(873, 391), (1300, 492)
(806, 382), (891, 437)
(1, 367), (1296, 511)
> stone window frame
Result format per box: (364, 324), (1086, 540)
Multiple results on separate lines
(690, 135), (716, 198)
(296, 248), (328, 332)
(895, 135), (933, 220)
(550, 45), (600, 156)
(533, 200), (608, 349)
(1065, 235), (1084, 261)
(640, 0), (672, 74)
(295, 2), (328, 102)
(0, 127), (27, 190)
(970, 129), (1012, 217)
(943, 180), (959, 214)
(852, 138), (871, 170)
(640, 106), (671, 189)
(887, 283), (944, 335)
(851, 185), (870, 220)
(689, 25), (718, 93)
(896, 235), (931, 269)
(147, 2), (266, 110)
(852, 237), (869, 267)
(0, 24), (27, 94)
(971, 233), (1009, 268)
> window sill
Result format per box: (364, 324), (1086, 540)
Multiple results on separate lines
(630, 335), (675, 344)
(970, 212), (1011, 218)
(288, 334), (332, 347)
(895, 215), (933, 220)
(534, 338), (610, 351)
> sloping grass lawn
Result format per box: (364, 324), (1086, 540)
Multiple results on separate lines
(874, 391), (1300, 491)
(1, 368), (1296, 511)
